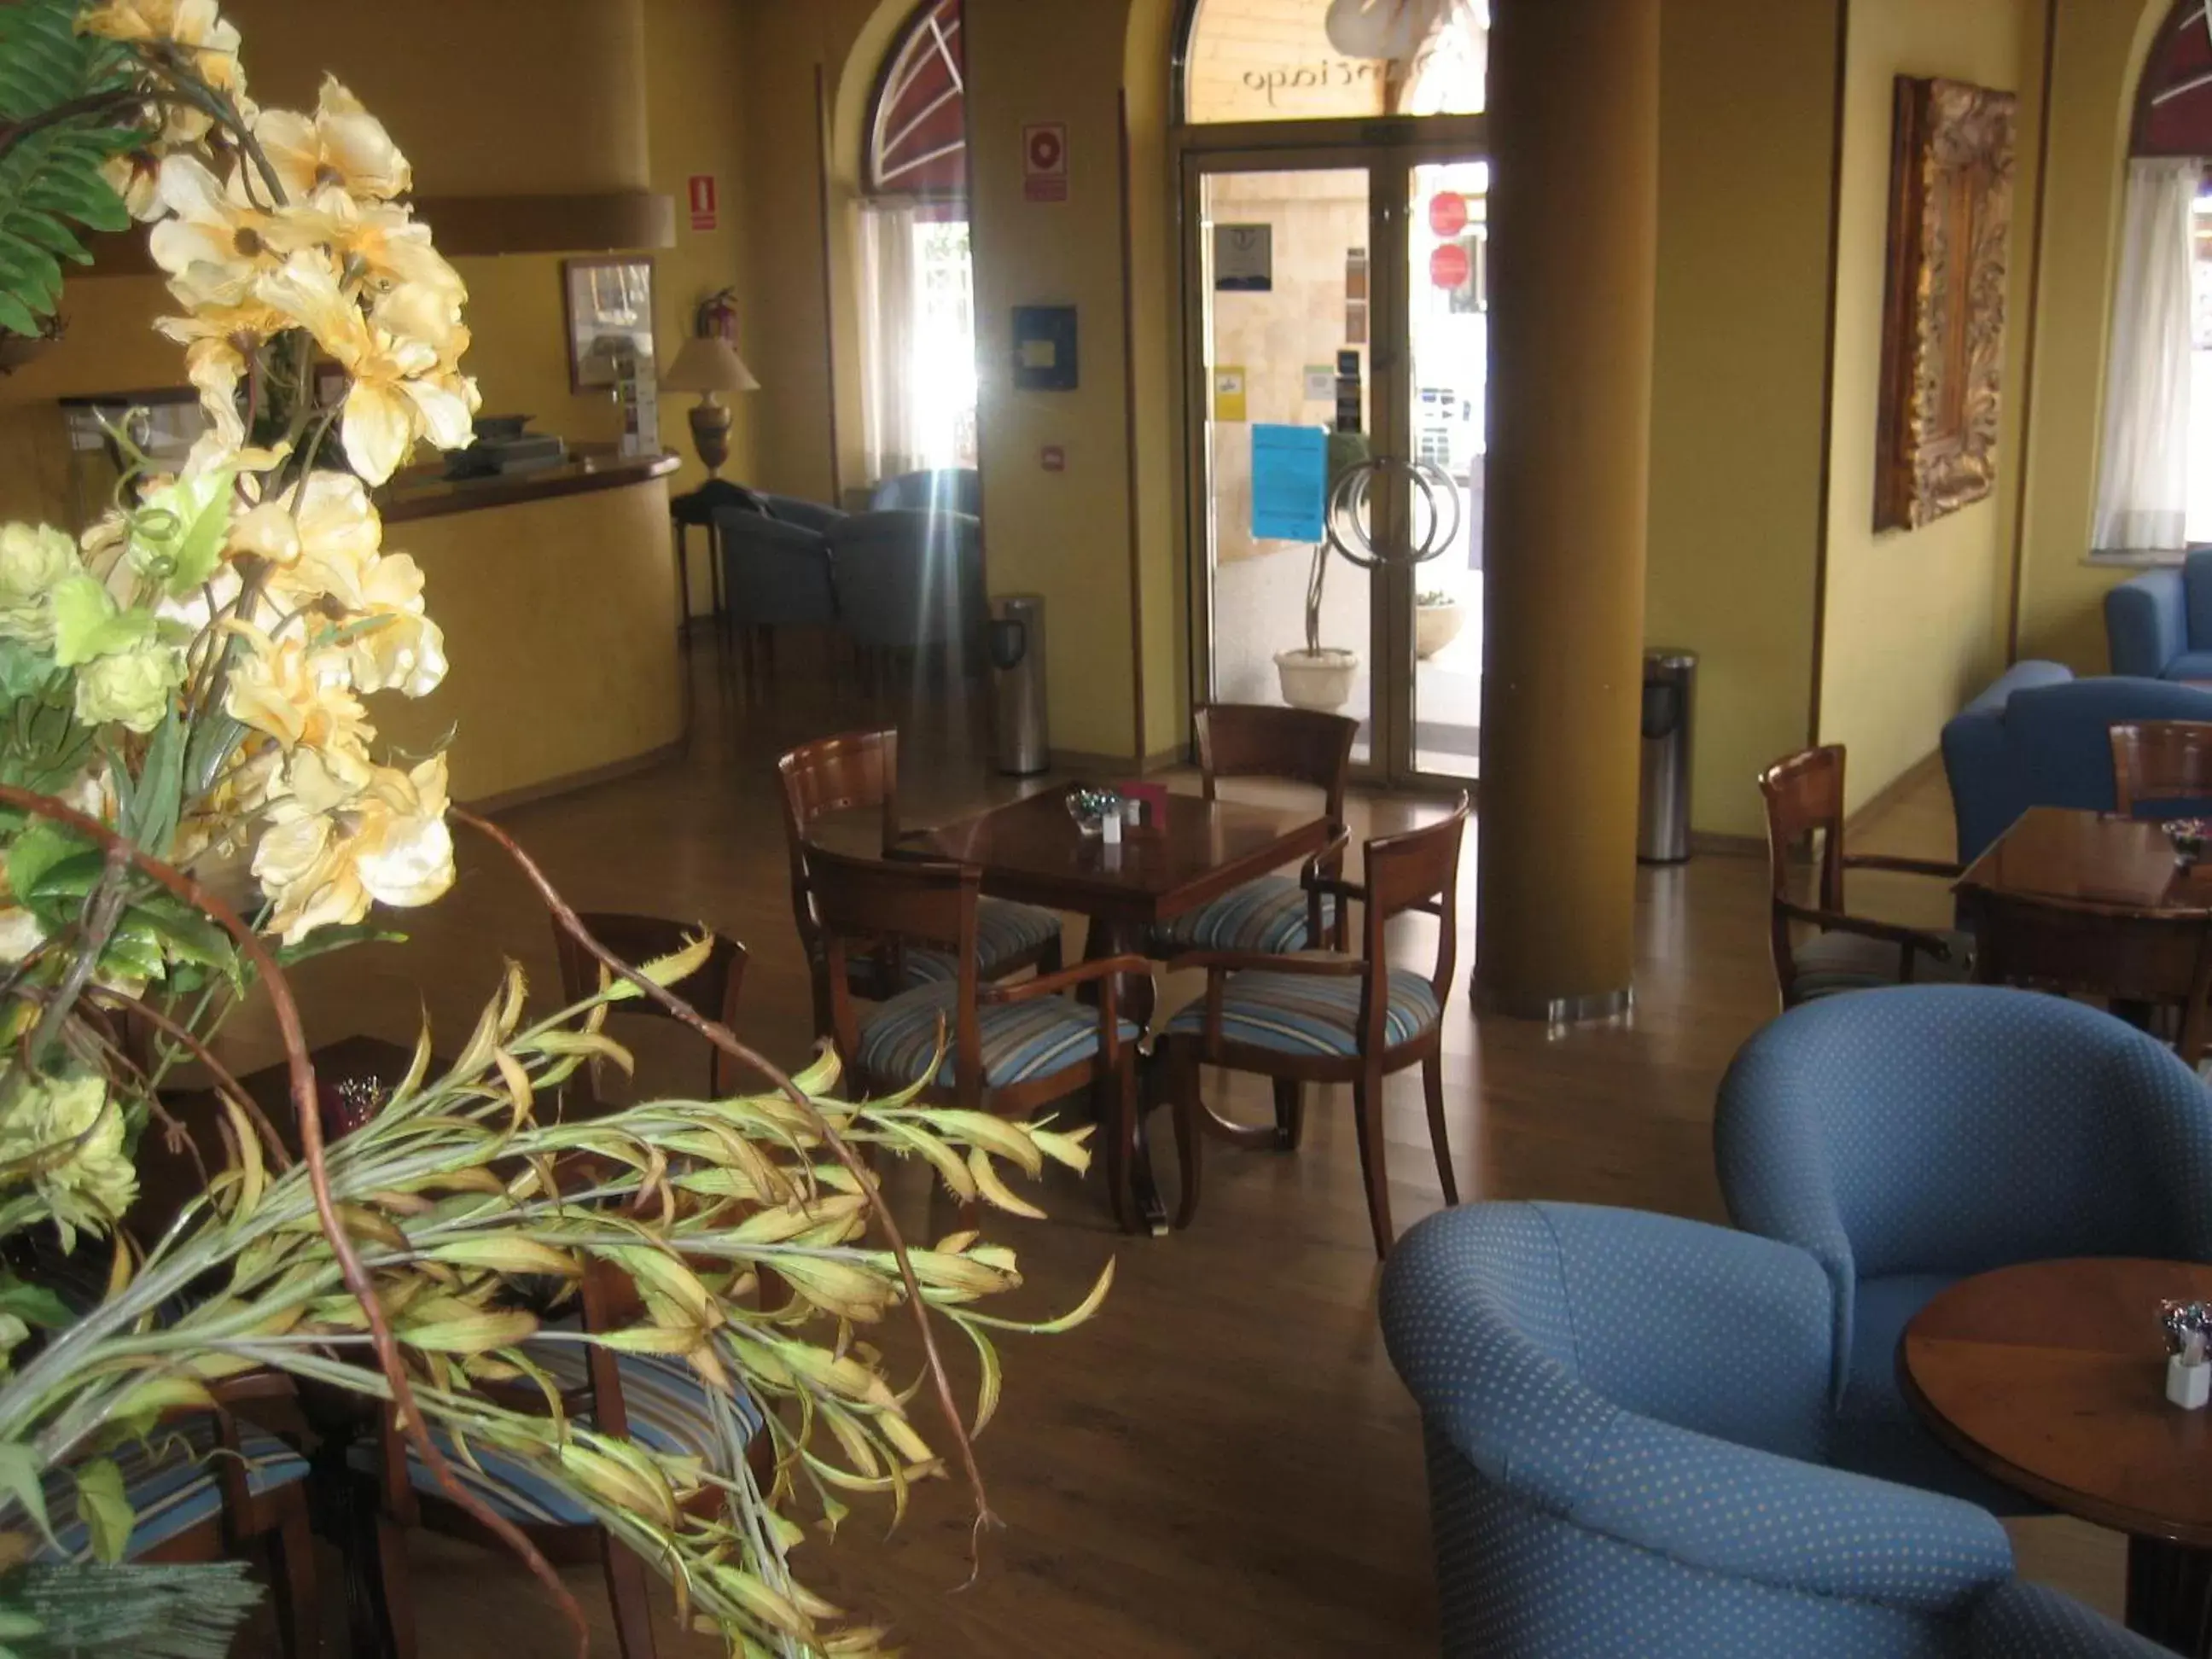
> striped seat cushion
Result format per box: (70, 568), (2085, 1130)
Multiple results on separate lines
(859, 982), (1139, 1090)
(1145, 876), (1338, 958)
(1790, 928), (1972, 1003)
(38, 1417), (307, 1563)
(815, 898), (1061, 992)
(1161, 967), (1441, 1057)
(347, 1344), (761, 1527)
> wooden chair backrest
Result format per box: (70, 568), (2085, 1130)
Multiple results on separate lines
(1196, 704), (1357, 826)
(1758, 744), (1848, 912)
(775, 729), (899, 956)
(803, 845), (983, 1103)
(2110, 720), (2212, 816)
(1357, 796), (1470, 1049)
(552, 912), (748, 1103)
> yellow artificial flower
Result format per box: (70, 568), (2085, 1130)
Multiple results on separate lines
(341, 560), (446, 697)
(99, 150), (162, 223)
(223, 626), (370, 759)
(0, 1071), (137, 1250)
(247, 469), (381, 591)
(253, 751), (453, 945)
(266, 189), (464, 304)
(154, 294), (291, 451)
(253, 77), (410, 204)
(80, 0), (247, 143)
(256, 252), (474, 484)
(146, 154), (281, 306)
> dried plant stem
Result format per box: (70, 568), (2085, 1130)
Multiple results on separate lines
(0, 786), (591, 1658)
(83, 986), (293, 1172)
(451, 807), (1004, 1562)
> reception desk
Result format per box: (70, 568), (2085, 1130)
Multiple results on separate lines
(370, 448), (683, 807)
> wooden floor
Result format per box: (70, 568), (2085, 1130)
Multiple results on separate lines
(222, 645), (2122, 1655)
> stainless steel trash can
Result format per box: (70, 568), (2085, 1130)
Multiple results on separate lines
(1638, 649), (1696, 864)
(989, 594), (1048, 777)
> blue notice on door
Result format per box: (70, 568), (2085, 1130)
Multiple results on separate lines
(1251, 424), (1327, 543)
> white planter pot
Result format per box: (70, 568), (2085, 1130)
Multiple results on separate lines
(1415, 601), (1464, 661)
(1275, 647), (1359, 712)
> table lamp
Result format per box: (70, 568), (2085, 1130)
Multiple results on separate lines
(661, 334), (760, 477)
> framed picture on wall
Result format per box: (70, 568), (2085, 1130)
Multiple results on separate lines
(562, 255), (657, 391)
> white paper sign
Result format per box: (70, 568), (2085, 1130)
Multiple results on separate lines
(1214, 224), (1273, 292)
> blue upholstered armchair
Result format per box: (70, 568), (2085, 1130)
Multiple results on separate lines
(1716, 986), (2212, 1506)
(1380, 1201), (2163, 1658)
(715, 497), (841, 632)
(2106, 551), (2212, 678)
(1939, 663), (2212, 861)
(868, 466), (981, 516)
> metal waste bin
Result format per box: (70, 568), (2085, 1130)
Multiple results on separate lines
(989, 594), (1049, 777)
(1638, 649), (1697, 864)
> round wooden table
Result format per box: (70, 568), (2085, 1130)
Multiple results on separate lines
(1902, 1258), (2212, 1655)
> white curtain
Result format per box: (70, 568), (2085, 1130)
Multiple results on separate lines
(859, 202), (927, 486)
(2093, 158), (2199, 553)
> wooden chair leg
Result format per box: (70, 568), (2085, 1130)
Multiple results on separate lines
(267, 1493), (321, 1659)
(1169, 1046), (1204, 1231)
(1421, 1054), (1459, 1207)
(1351, 1068), (1394, 1260)
(1097, 1064), (1133, 1232)
(601, 1529), (660, 1659)
(1272, 1079), (1304, 1151)
(370, 1509), (417, 1659)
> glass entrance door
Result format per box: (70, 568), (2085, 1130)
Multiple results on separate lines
(1187, 144), (1486, 785)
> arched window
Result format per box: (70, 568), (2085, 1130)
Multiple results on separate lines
(1177, 0), (1488, 127)
(2092, 3), (2212, 553)
(859, 0), (975, 484)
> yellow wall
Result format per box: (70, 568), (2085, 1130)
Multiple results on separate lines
(2011, 0), (2169, 670)
(966, 0), (1151, 760)
(1645, 0), (1842, 840)
(1817, 0), (2034, 814)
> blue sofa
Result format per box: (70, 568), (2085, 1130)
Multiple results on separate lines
(1716, 986), (2212, 1511)
(1939, 660), (2212, 861)
(1380, 1200), (2166, 1658)
(2107, 551), (2212, 679)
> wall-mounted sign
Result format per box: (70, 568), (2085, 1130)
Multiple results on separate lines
(1345, 246), (1369, 343)
(1428, 190), (1468, 237)
(1429, 242), (1472, 291)
(1303, 364), (1336, 403)
(687, 174), (717, 231)
(1040, 445), (1067, 473)
(1336, 349), (1364, 435)
(1213, 366), (1249, 422)
(1214, 224), (1273, 292)
(1252, 424), (1329, 543)
(1012, 305), (1078, 390)
(1022, 123), (1068, 203)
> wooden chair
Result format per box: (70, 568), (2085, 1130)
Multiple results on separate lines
(551, 911), (748, 1108)
(806, 845), (1148, 1228)
(358, 1255), (770, 1659)
(1758, 746), (1967, 1008)
(2110, 720), (2212, 817)
(1148, 703), (1357, 961)
(1156, 796), (1470, 1259)
(776, 729), (1062, 1034)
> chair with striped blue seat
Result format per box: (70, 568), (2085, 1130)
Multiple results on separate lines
(809, 844), (1146, 1229)
(1145, 704), (1355, 963)
(33, 1400), (317, 1656)
(777, 728), (1062, 1037)
(361, 1261), (768, 1659)
(1760, 746), (1969, 1009)
(1380, 1200), (2169, 1659)
(1160, 795), (1468, 1257)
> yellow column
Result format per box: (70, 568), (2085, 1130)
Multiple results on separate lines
(1475, 0), (1660, 1020)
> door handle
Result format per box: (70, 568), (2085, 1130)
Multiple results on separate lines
(1324, 455), (1464, 571)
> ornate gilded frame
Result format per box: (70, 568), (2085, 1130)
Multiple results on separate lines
(1874, 75), (2017, 533)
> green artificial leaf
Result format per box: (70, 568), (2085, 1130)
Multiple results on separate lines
(5, 818), (87, 911)
(272, 923), (405, 967)
(124, 708), (183, 855)
(0, 0), (141, 334)
(0, 1444), (58, 1551)
(0, 1279), (70, 1334)
(127, 893), (233, 974)
(69, 1460), (131, 1565)
(47, 576), (150, 667)
(129, 472), (234, 597)
(0, 643), (55, 704)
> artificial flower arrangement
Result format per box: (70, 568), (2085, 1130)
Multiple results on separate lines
(0, 3), (1106, 1654)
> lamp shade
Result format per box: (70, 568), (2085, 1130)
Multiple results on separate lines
(661, 335), (760, 394)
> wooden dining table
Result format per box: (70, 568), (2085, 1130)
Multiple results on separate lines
(1953, 807), (2212, 1058)
(901, 786), (1334, 1229)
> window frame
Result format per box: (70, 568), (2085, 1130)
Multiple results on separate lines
(864, 0), (969, 203)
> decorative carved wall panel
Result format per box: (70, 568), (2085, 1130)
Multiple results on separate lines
(1874, 75), (2017, 533)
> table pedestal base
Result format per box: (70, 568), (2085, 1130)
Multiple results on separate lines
(2128, 1537), (2212, 1656)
